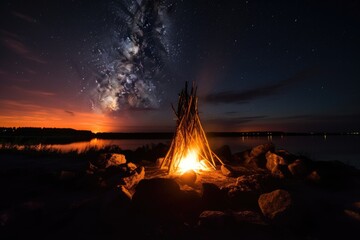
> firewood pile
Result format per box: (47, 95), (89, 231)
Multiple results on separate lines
(161, 82), (223, 174)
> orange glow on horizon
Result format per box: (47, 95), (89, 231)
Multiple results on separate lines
(0, 99), (118, 132)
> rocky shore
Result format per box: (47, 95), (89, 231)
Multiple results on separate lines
(1, 143), (359, 239)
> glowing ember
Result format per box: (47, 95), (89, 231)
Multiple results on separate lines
(177, 149), (211, 174)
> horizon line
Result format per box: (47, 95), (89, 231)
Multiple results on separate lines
(1, 126), (359, 135)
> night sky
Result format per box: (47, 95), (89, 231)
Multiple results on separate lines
(1, 0), (359, 133)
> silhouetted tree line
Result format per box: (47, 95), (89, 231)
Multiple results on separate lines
(0, 127), (94, 144)
(0, 127), (346, 145)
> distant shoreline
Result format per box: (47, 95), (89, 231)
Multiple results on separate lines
(1, 127), (359, 144)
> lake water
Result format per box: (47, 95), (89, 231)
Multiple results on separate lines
(45, 135), (360, 169)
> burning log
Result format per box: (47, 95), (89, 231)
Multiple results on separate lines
(161, 82), (223, 174)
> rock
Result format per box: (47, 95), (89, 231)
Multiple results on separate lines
(90, 154), (109, 169)
(201, 183), (228, 210)
(214, 145), (232, 162)
(107, 153), (126, 167)
(221, 164), (235, 177)
(127, 162), (137, 171)
(99, 187), (132, 228)
(265, 151), (286, 172)
(227, 186), (260, 210)
(232, 150), (251, 163)
(232, 210), (266, 225)
(59, 171), (76, 181)
(87, 162), (98, 174)
(306, 170), (320, 183)
(122, 166), (145, 189)
(231, 211), (270, 239)
(270, 164), (290, 179)
(235, 174), (279, 193)
(198, 211), (230, 228)
(276, 149), (298, 164)
(131, 178), (183, 221)
(258, 189), (292, 221)
(179, 189), (202, 222)
(102, 165), (127, 187)
(120, 185), (133, 199)
(180, 170), (197, 185)
(344, 201), (360, 221)
(288, 159), (307, 177)
(242, 143), (275, 169)
(236, 174), (263, 192)
(250, 143), (274, 158)
(344, 209), (360, 221)
(89, 153), (126, 172)
(228, 174), (280, 210)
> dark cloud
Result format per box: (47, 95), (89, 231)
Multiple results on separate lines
(12, 11), (37, 24)
(64, 110), (75, 116)
(12, 86), (56, 96)
(224, 111), (238, 115)
(204, 115), (268, 125)
(276, 113), (360, 122)
(1, 30), (47, 64)
(203, 67), (321, 104)
(280, 114), (313, 120)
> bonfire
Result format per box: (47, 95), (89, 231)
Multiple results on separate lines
(161, 82), (223, 174)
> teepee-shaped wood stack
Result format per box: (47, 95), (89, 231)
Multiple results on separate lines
(161, 82), (223, 174)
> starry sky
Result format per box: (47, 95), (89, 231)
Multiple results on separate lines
(1, 0), (359, 133)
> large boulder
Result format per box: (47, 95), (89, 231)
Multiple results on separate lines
(258, 189), (292, 221)
(122, 166), (145, 189)
(236, 174), (279, 193)
(179, 189), (202, 222)
(99, 187), (132, 228)
(226, 174), (281, 210)
(107, 153), (126, 167)
(265, 151), (286, 172)
(271, 164), (291, 179)
(288, 159), (308, 177)
(131, 178), (183, 221)
(232, 150), (251, 163)
(306, 170), (321, 183)
(236, 174), (264, 192)
(88, 153), (126, 174)
(198, 211), (231, 228)
(127, 162), (137, 171)
(232, 210), (266, 225)
(102, 165), (128, 187)
(227, 186), (260, 211)
(201, 183), (228, 210)
(276, 149), (298, 163)
(250, 143), (275, 158)
(179, 170), (197, 185)
(245, 143), (275, 169)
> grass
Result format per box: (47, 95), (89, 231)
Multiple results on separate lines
(0, 142), (169, 164)
(0, 143), (123, 161)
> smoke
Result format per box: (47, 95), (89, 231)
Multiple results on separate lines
(91, 0), (174, 113)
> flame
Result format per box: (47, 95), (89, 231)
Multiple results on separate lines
(176, 148), (212, 174)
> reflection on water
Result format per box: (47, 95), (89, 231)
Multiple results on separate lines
(49, 138), (172, 152)
(209, 135), (360, 169)
(18, 135), (360, 169)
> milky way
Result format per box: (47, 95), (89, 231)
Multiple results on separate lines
(91, 0), (174, 113)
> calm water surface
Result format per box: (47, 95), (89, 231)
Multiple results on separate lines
(46, 135), (360, 169)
